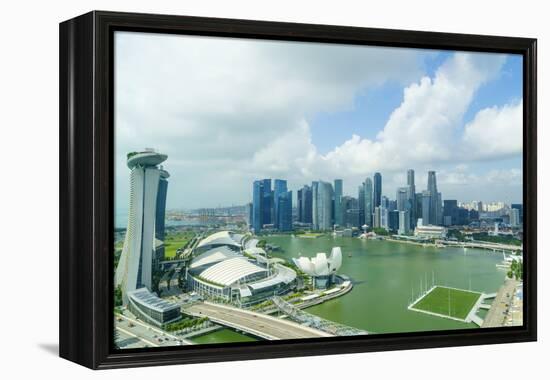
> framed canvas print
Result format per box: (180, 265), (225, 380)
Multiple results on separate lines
(59, 11), (537, 369)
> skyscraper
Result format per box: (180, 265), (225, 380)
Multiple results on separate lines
(396, 187), (409, 212)
(427, 171), (438, 225)
(299, 185), (313, 224)
(421, 190), (431, 225)
(273, 179), (287, 228)
(373, 206), (381, 228)
(443, 199), (458, 226)
(358, 184), (365, 227)
(407, 169), (416, 227)
(252, 180), (264, 232)
(364, 177), (373, 227)
(277, 190), (293, 231)
(388, 210), (399, 231)
(334, 179), (343, 226)
(373, 172), (382, 208)
(510, 208), (520, 227)
(312, 181), (319, 230)
(116, 150), (169, 303)
(399, 210), (410, 234)
(317, 181), (334, 230)
(261, 179), (273, 226)
(511, 204), (523, 224)
(297, 187), (304, 222)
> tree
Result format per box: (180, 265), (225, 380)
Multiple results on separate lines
(114, 285), (123, 307)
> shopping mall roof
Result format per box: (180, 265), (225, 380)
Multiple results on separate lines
(190, 246), (239, 270)
(196, 231), (243, 249)
(199, 257), (267, 287)
(127, 288), (180, 313)
(247, 264), (296, 291)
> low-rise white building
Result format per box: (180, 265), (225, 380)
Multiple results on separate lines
(414, 225), (447, 239)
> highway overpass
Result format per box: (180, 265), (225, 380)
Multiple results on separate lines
(183, 302), (333, 340)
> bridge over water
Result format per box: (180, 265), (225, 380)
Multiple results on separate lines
(183, 301), (333, 340)
(272, 296), (369, 336)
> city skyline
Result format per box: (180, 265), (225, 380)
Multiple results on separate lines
(115, 32), (523, 212)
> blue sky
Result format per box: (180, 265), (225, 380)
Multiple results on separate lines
(115, 33), (523, 211)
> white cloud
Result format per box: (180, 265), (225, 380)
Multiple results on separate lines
(312, 52), (507, 175)
(115, 32), (520, 209)
(115, 32), (423, 208)
(462, 100), (523, 159)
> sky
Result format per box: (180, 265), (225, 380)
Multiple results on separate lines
(114, 31), (523, 212)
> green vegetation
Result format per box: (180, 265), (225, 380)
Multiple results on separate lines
(249, 299), (274, 311)
(126, 151), (139, 159)
(256, 239), (267, 248)
(472, 233), (522, 246)
(412, 286), (481, 320)
(114, 285), (123, 307)
(164, 231), (195, 259)
(372, 227), (389, 236)
(165, 317), (208, 332)
(282, 292), (304, 301)
(507, 259), (523, 280)
(447, 229), (467, 241)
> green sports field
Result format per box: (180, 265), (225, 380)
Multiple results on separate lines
(411, 286), (481, 320)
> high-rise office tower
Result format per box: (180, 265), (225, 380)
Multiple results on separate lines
(443, 199), (458, 226)
(388, 210), (399, 231)
(311, 181), (319, 230)
(358, 184), (365, 227)
(381, 195), (389, 209)
(407, 169), (416, 227)
(300, 185), (313, 224)
(273, 179), (287, 228)
(373, 206), (381, 228)
(421, 190), (431, 225)
(380, 207), (389, 230)
(364, 178), (373, 227)
(318, 181), (334, 230)
(116, 150), (169, 303)
(277, 190), (293, 231)
(398, 210), (410, 235)
(297, 187), (304, 222)
(373, 172), (382, 208)
(396, 187), (410, 212)
(261, 179), (273, 226)
(334, 179), (343, 226)
(252, 180), (264, 232)
(427, 171), (439, 225)
(436, 192), (443, 225)
(511, 204), (523, 224)
(510, 208), (520, 227)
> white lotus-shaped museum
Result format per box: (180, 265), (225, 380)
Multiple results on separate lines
(293, 247), (342, 276)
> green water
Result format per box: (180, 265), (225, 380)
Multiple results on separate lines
(195, 235), (506, 342)
(191, 328), (257, 344)
(268, 235), (505, 333)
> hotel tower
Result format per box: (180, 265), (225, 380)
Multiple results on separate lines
(115, 149), (169, 303)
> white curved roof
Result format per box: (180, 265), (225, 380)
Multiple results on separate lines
(190, 246), (239, 269)
(293, 247), (343, 276)
(196, 231), (242, 249)
(247, 264), (296, 290)
(199, 257), (266, 286)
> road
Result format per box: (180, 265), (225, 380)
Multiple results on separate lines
(115, 313), (194, 348)
(184, 302), (333, 340)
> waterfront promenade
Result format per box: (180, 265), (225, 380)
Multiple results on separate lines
(482, 279), (518, 328)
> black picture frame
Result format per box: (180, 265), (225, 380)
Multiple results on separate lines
(59, 10), (537, 370)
